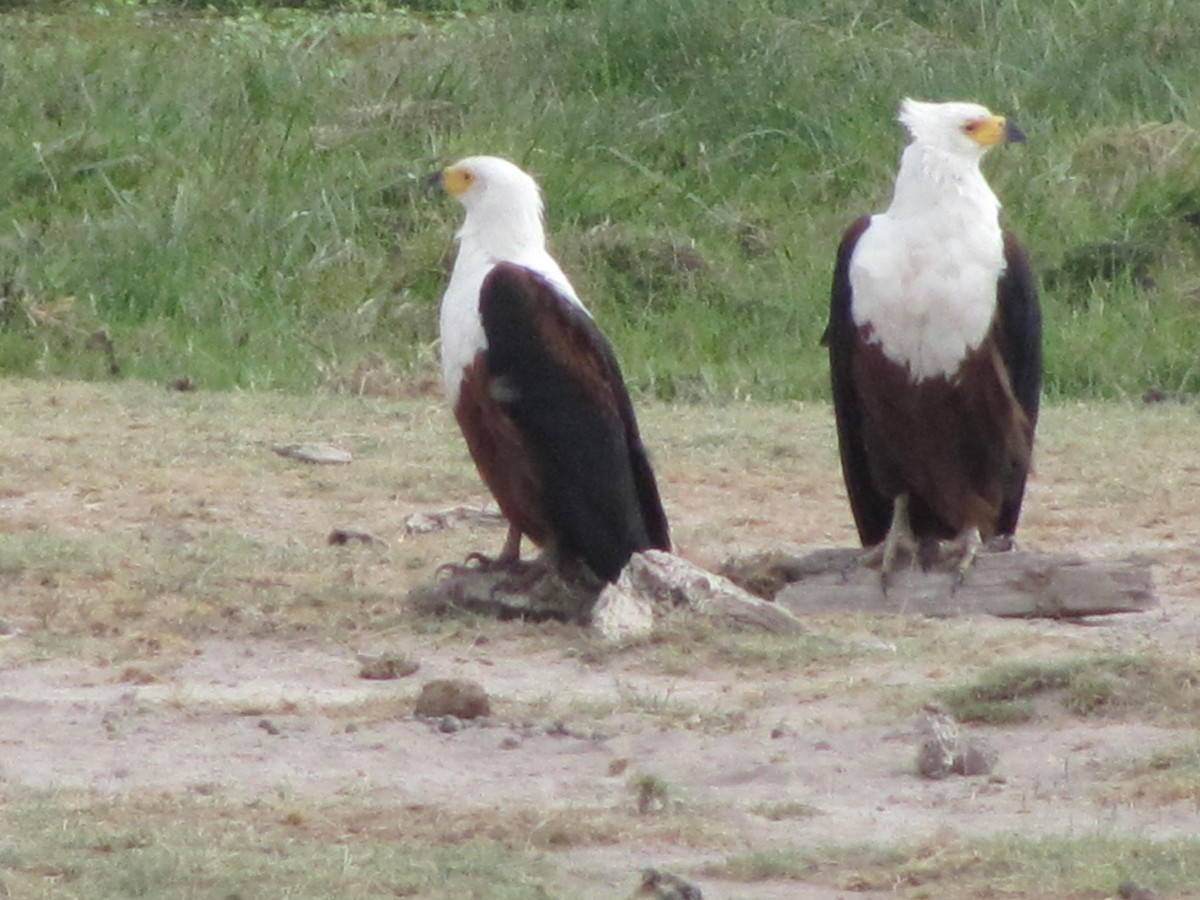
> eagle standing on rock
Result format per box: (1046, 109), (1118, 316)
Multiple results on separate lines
(823, 99), (1043, 585)
(433, 155), (671, 584)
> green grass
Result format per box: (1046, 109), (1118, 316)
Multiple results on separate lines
(2, 0), (1199, 399)
(0, 790), (557, 899)
(709, 833), (1200, 898)
(1101, 742), (1200, 807)
(0, 786), (734, 897)
(934, 654), (1200, 726)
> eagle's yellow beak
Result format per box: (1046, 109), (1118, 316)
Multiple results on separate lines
(967, 114), (1026, 148)
(433, 164), (475, 197)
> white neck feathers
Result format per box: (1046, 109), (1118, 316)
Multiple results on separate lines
(849, 142), (1007, 382)
(888, 142), (1001, 219)
(456, 193), (547, 265)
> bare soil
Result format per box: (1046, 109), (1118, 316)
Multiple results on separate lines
(1, 381), (1199, 898)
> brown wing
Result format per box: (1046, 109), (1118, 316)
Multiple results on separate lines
(824, 216), (893, 546)
(825, 220), (1038, 544)
(471, 262), (670, 581)
(993, 232), (1042, 536)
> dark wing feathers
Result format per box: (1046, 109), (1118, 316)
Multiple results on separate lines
(824, 216), (893, 547)
(825, 221), (1043, 546)
(479, 262), (669, 581)
(994, 231), (1043, 536)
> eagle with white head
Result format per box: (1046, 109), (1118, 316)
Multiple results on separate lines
(433, 155), (671, 583)
(824, 99), (1042, 585)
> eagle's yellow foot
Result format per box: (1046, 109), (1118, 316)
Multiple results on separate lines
(437, 554), (552, 595)
(940, 527), (983, 593)
(438, 525), (527, 577)
(860, 494), (920, 594)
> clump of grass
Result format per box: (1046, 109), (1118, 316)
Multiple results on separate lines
(629, 772), (674, 815)
(0, 790), (557, 899)
(608, 680), (749, 734)
(749, 799), (821, 822)
(933, 654), (1200, 726)
(1101, 743), (1200, 807)
(709, 848), (827, 881)
(0, 788), (733, 898)
(708, 833), (1200, 897)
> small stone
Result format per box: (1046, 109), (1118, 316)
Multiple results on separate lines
(958, 741), (997, 776)
(916, 706), (997, 779)
(437, 715), (463, 734)
(258, 719), (281, 736)
(414, 678), (491, 720)
(357, 652), (419, 680)
(1118, 879), (1158, 900)
(330, 529), (385, 547)
(500, 735), (521, 750)
(272, 442), (352, 465)
(636, 867), (704, 899)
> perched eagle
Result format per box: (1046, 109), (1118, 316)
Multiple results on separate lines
(824, 99), (1042, 580)
(433, 155), (671, 583)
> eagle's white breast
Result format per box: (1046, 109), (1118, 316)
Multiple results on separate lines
(849, 140), (1007, 382)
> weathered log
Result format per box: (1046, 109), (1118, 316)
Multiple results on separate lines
(407, 550), (808, 639)
(720, 548), (1158, 619)
(406, 560), (598, 624)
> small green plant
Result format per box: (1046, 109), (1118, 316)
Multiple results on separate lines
(932, 654), (1200, 725)
(630, 772), (672, 815)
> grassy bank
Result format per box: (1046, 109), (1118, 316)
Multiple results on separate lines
(2, 0), (1198, 399)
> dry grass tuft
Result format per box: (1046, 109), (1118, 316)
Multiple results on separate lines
(1098, 743), (1200, 808)
(934, 654), (1200, 726)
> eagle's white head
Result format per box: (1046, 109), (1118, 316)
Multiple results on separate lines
(434, 155), (582, 401)
(884, 98), (1024, 220)
(437, 155), (547, 261)
(898, 98), (1026, 161)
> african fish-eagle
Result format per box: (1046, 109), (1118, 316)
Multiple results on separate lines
(433, 155), (671, 583)
(823, 99), (1043, 582)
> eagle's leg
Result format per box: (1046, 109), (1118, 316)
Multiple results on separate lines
(859, 494), (920, 593)
(498, 523), (522, 563)
(943, 526), (983, 591)
(456, 524), (523, 572)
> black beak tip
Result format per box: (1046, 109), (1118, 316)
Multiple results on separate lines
(1004, 119), (1027, 144)
(426, 169), (445, 193)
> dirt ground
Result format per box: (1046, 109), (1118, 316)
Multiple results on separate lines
(1, 381), (1199, 898)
